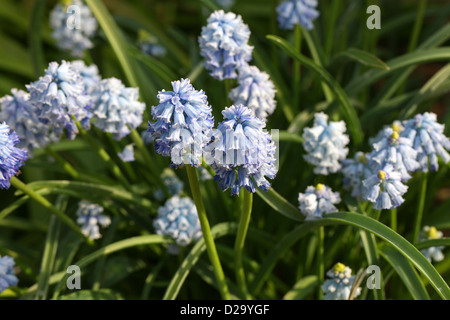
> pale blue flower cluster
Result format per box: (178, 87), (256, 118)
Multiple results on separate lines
(76, 201), (111, 240)
(91, 78), (145, 140)
(117, 144), (135, 162)
(154, 169), (184, 201)
(302, 113), (349, 175)
(153, 196), (202, 254)
(0, 255), (19, 293)
(229, 65), (277, 121)
(420, 226), (445, 263)
(148, 78), (214, 167)
(199, 10), (253, 80)
(402, 112), (450, 172)
(298, 184), (340, 220)
(208, 105), (277, 195)
(362, 164), (408, 210)
(71, 60), (101, 94)
(26, 61), (92, 140)
(341, 152), (374, 198)
(50, 0), (98, 57)
(368, 126), (419, 182)
(0, 89), (51, 155)
(0, 122), (28, 189)
(277, 0), (320, 30)
(322, 263), (361, 300)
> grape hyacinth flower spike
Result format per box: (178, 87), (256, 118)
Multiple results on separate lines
(26, 61), (92, 140)
(207, 104), (277, 196)
(302, 112), (349, 175)
(420, 226), (445, 263)
(148, 78), (214, 168)
(198, 10), (253, 80)
(0, 255), (19, 293)
(362, 164), (408, 210)
(0, 89), (51, 156)
(229, 65), (277, 121)
(50, 0), (97, 57)
(76, 201), (111, 240)
(91, 78), (146, 140)
(153, 196), (202, 255)
(368, 124), (419, 181)
(321, 263), (361, 300)
(277, 0), (320, 30)
(298, 184), (341, 220)
(402, 112), (450, 172)
(70, 60), (101, 94)
(341, 152), (374, 198)
(0, 122), (28, 189)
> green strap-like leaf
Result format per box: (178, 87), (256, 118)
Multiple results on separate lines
(379, 243), (430, 300)
(266, 34), (363, 145)
(283, 275), (319, 300)
(256, 188), (304, 222)
(339, 48), (390, 70)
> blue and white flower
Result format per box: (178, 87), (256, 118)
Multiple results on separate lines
(0, 122), (28, 189)
(277, 0), (320, 30)
(26, 61), (92, 140)
(50, 0), (97, 57)
(70, 60), (101, 94)
(368, 125), (419, 181)
(153, 196), (202, 254)
(302, 112), (349, 175)
(154, 169), (184, 201)
(76, 201), (111, 240)
(0, 89), (51, 156)
(207, 105), (277, 195)
(298, 184), (340, 220)
(148, 78), (214, 167)
(0, 255), (19, 293)
(402, 112), (450, 172)
(198, 10), (253, 80)
(91, 78), (145, 140)
(229, 65), (276, 121)
(362, 164), (408, 210)
(322, 263), (361, 300)
(420, 226), (445, 263)
(341, 152), (374, 198)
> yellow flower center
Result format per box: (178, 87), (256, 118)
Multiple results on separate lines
(378, 170), (386, 180)
(316, 183), (325, 191)
(61, 0), (72, 6)
(427, 226), (440, 239)
(391, 131), (399, 141)
(333, 263), (346, 274)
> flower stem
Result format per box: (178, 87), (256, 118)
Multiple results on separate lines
(9, 176), (92, 244)
(234, 189), (253, 300)
(44, 146), (80, 180)
(185, 165), (230, 300)
(317, 226), (325, 300)
(413, 172), (428, 244)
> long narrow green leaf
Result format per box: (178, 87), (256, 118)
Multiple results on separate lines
(256, 188), (304, 222)
(283, 275), (319, 300)
(85, 0), (138, 87)
(346, 47), (450, 95)
(416, 238), (450, 250)
(29, 0), (46, 77)
(163, 223), (237, 300)
(267, 34), (363, 145)
(379, 243), (430, 300)
(339, 48), (390, 70)
(247, 208), (450, 299)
